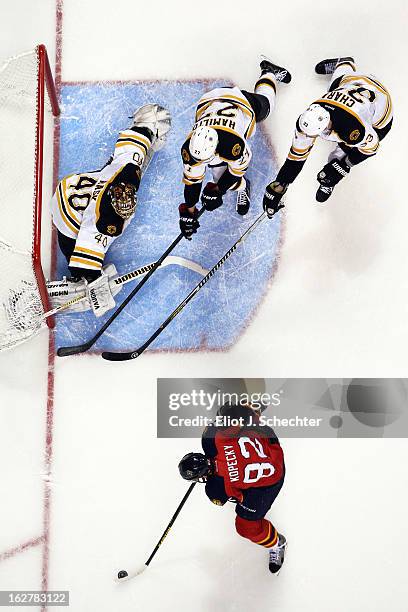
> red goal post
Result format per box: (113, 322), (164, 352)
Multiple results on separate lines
(0, 44), (60, 351)
(34, 44), (60, 329)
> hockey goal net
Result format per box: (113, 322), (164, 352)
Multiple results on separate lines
(0, 45), (59, 351)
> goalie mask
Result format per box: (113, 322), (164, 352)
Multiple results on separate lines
(109, 182), (137, 220)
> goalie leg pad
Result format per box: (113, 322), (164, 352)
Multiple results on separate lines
(46, 278), (87, 309)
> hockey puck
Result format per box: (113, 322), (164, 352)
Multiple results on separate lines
(117, 570), (128, 579)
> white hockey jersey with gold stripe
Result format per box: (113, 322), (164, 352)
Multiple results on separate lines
(181, 87), (256, 203)
(292, 74), (392, 160)
(51, 127), (153, 273)
(277, 73), (393, 185)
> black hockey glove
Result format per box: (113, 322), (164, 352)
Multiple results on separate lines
(201, 182), (223, 211)
(317, 157), (350, 188)
(263, 181), (287, 218)
(179, 204), (200, 240)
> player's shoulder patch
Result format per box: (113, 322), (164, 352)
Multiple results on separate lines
(232, 142), (242, 157)
(96, 189), (125, 237)
(344, 125), (365, 145)
(181, 137), (201, 166)
(216, 129), (245, 161)
(96, 212), (124, 237)
(349, 129), (361, 142)
(318, 100), (365, 145)
(181, 139), (191, 163)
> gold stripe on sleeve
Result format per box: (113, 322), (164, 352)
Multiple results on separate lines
(74, 246), (104, 259)
(69, 256), (102, 269)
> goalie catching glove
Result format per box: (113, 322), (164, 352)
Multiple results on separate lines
(130, 103), (171, 152)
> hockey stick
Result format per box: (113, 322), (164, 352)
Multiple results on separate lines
(43, 256), (209, 319)
(57, 208), (205, 357)
(116, 482), (196, 582)
(103, 211), (267, 361)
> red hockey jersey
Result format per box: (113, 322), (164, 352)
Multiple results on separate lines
(213, 430), (284, 500)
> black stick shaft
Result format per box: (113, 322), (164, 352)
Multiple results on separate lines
(145, 482), (196, 567)
(57, 210), (204, 357)
(103, 212), (266, 361)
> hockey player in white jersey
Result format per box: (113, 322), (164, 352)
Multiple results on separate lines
(178, 58), (291, 239)
(263, 57), (393, 214)
(50, 104), (171, 316)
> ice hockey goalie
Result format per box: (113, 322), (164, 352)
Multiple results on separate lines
(1, 104), (171, 350)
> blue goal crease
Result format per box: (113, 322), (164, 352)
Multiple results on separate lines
(54, 80), (281, 352)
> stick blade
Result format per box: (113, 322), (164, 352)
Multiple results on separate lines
(102, 350), (139, 361)
(115, 565), (147, 582)
(57, 342), (92, 357)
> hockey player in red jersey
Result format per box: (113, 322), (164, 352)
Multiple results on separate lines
(263, 56), (393, 214)
(178, 402), (286, 573)
(179, 57), (291, 239)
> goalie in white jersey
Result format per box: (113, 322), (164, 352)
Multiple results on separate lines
(50, 104), (171, 316)
(263, 57), (393, 214)
(178, 57), (292, 239)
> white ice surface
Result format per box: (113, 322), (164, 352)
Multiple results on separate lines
(1, 1), (408, 611)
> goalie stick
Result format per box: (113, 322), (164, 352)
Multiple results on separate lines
(43, 256), (209, 319)
(57, 208), (205, 357)
(116, 483), (196, 582)
(103, 211), (267, 361)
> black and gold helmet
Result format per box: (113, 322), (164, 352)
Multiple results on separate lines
(178, 452), (212, 482)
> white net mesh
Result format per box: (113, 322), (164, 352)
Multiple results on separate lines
(0, 48), (55, 351)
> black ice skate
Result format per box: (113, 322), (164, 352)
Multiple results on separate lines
(268, 533), (287, 574)
(316, 184), (334, 202)
(236, 180), (251, 216)
(260, 56), (291, 84)
(315, 57), (355, 75)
